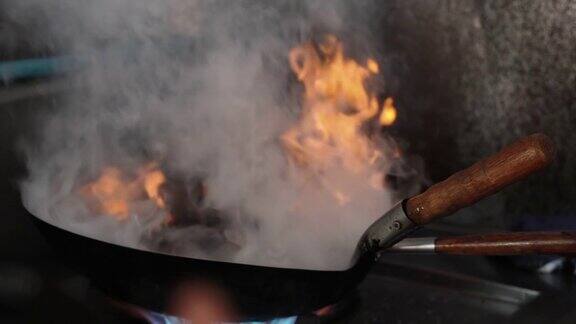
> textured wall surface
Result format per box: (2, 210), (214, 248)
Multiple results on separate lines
(375, 0), (576, 227)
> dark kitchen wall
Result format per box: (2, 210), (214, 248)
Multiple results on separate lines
(0, 9), (54, 61)
(0, 2), (59, 256)
(376, 0), (576, 227)
(0, 93), (54, 257)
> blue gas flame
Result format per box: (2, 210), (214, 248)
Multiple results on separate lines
(145, 309), (298, 324)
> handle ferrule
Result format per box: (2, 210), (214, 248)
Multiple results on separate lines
(386, 237), (436, 253)
(357, 201), (417, 256)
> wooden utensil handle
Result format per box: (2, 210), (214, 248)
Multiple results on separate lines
(405, 133), (554, 225)
(435, 231), (576, 255)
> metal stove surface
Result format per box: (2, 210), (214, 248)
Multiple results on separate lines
(1, 251), (576, 323)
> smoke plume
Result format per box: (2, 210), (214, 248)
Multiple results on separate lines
(10, 0), (416, 270)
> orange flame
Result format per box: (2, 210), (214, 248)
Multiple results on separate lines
(143, 168), (167, 208)
(83, 168), (132, 220)
(379, 97), (397, 126)
(82, 164), (167, 220)
(83, 35), (396, 217)
(282, 35), (394, 203)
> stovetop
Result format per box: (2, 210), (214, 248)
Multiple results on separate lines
(2, 240), (576, 323)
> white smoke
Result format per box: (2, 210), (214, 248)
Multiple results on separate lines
(10, 0), (417, 270)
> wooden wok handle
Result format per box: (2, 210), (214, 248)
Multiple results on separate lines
(405, 133), (554, 225)
(435, 231), (576, 255)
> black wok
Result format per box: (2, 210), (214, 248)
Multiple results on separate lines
(26, 134), (554, 320)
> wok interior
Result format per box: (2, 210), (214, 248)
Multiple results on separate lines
(20, 23), (423, 271)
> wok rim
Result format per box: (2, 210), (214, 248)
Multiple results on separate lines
(26, 207), (354, 273)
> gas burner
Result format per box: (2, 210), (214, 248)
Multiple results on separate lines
(108, 291), (359, 324)
(146, 311), (297, 324)
(112, 301), (298, 324)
